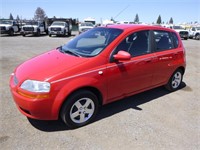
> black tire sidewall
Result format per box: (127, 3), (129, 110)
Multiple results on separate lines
(166, 69), (183, 91)
(9, 28), (14, 36)
(61, 90), (99, 129)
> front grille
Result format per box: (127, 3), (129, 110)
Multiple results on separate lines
(50, 27), (61, 31)
(23, 27), (34, 31)
(179, 31), (188, 35)
(0, 26), (6, 31)
(82, 28), (91, 32)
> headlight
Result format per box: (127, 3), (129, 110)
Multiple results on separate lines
(20, 80), (51, 93)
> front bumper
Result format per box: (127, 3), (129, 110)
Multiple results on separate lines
(9, 75), (57, 120)
(49, 31), (64, 35)
(0, 30), (10, 34)
(21, 31), (37, 35)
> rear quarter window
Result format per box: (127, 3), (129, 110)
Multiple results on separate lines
(171, 32), (179, 48)
(153, 30), (174, 51)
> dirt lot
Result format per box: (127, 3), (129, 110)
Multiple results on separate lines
(0, 33), (199, 150)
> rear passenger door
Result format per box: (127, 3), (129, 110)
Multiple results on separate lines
(151, 30), (180, 86)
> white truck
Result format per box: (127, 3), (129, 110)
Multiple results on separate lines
(0, 20), (21, 36)
(21, 21), (48, 36)
(171, 25), (189, 40)
(48, 21), (72, 37)
(78, 22), (94, 34)
(189, 27), (200, 40)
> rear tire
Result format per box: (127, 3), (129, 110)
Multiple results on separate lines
(37, 29), (40, 36)
(60, 90), (99, 129)
(68, 30), (72, 36)
(165, 69), (183, 92)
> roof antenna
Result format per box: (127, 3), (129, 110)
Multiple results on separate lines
(114, 5), (130, 20)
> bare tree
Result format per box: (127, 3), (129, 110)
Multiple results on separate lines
(34, 7), (46, 21)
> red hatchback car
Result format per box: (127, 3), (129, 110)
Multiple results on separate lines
(10, 25), (186, 128)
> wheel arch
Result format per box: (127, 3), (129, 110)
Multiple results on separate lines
(177, 66), (185, 75)
(58, 86), (103, 119)
(51, 77), (105, 120)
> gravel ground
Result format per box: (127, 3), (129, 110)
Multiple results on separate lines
(0, 33), (199, 150)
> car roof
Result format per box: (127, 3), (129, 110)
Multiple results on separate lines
(104, 24), (174, 32)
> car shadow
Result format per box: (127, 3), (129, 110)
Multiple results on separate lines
(21, 34), (48, 37)
(28, 82), (187, 132)
(0, 33), (22, 37)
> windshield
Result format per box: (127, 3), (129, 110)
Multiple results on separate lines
(0, 20), (12, 25)
(25, 22), (38, 25)
(61, 27), (123, 57)
(52, 22), (65, 26)
(80, 23), (93, 27)
(196, 27), (200, 30)
(173, 26), (184, 30)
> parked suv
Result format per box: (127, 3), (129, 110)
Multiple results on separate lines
(10, 25), (186, 128)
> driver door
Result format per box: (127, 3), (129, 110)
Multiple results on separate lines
(106, 30), (156, 102)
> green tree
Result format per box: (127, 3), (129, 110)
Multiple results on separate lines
(156, 15), (162, 24)
(110, 17), (115, 22)
(34, 7), (46, 21)
(9, 13), (14, 20)
(16, 15), (20, 21)
(169, 17), (173, 24)
(134, 13), (139, 23)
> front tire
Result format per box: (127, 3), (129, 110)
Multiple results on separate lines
(60, 90), (99, 129)
(195, 34), (200, 40)
(9, 29), (14, 36)
(165, 69), (183, 92)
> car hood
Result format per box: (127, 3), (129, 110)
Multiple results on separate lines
(15, 49), (89, 83)
(0, 24), (11, 27)
(49, 25), (64, 28)
(79, 26), (94, 29)
(174, 29), (188, 33)
(23, 25), (38, 28)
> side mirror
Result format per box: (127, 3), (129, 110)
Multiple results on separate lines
(113, 51), (131, 61)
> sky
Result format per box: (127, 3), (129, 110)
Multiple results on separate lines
(0, 0), (199, 24)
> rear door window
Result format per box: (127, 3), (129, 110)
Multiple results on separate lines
(153, 31), (174, 51)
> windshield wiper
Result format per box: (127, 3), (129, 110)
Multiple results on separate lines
(58, 46), (81, 57)
(64, 50), (81, 57)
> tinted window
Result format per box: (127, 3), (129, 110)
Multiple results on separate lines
(153, 31), (173, 51)
(115, 30), (150, 57)
(171, 32), (179, 48)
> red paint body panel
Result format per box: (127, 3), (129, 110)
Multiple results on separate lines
(9, 25), (186, 120)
